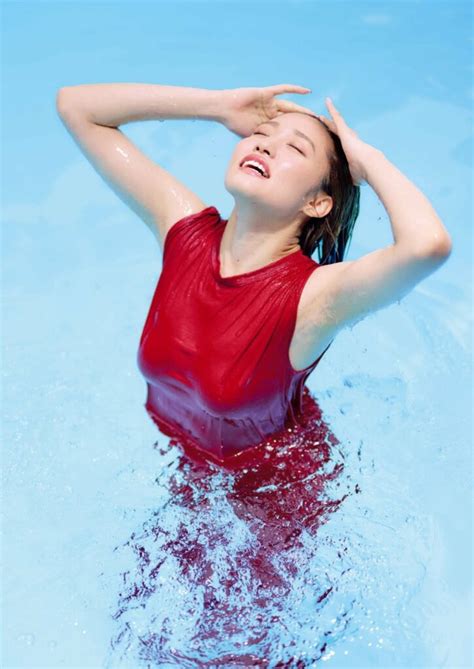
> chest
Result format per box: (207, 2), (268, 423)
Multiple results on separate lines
(138, 274), (295, 417)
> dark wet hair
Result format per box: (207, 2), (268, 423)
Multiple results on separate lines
(298, 118), (360, 265)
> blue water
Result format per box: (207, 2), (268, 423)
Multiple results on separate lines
(2, 1), (472, 667)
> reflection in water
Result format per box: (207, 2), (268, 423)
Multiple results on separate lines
(107, 389), (358, 667)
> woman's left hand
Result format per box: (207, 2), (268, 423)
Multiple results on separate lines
(317, 98), (376, 186)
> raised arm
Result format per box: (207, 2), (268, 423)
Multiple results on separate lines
(310, 98), (452, 332)
(55, 83), (224, 248)
(55, 81), (320, 250)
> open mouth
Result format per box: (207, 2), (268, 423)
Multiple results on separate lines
(240, 164), (268, 178)
(239, 158), (270, 178)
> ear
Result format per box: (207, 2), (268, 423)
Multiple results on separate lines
(302, 193), (333, 219)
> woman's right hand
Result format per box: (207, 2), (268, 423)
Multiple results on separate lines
(217, 84), (318, 137)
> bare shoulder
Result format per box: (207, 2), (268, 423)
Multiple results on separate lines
(157, 196), (211, 252)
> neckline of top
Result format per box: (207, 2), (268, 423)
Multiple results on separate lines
(211, 216), (306, 286)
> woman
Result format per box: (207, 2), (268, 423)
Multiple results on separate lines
(56, 82), (452, 465)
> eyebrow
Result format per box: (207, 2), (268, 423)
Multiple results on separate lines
(257, 120), (316, 153)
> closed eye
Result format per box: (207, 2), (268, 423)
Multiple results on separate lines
(290, 144), (305, 155)
(252, 131), (306, 156)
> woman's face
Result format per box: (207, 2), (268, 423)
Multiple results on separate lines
(224, 112), (333, 220)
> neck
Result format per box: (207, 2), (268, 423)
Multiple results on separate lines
(221, 203), (301, 273)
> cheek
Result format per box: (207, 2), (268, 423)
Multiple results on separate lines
(226, 149), (241, 176)
(228, 141), (251, 170)
(278, 159), (315, 187)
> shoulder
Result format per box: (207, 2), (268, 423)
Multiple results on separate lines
(162, 205), (223, 251)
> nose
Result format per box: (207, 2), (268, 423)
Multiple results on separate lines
(254, 144), (273, 164)
(254, 137), (273, 156)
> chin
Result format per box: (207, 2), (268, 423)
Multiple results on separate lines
(225, 170), (270, 200)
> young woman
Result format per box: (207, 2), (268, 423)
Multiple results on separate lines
(56, 83), (452, 464)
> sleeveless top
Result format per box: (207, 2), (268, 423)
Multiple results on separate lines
(137, 206), (333, 462)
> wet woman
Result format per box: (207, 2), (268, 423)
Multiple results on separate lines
(56, 83), (452, 465)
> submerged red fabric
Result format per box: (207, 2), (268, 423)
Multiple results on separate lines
(137, 206), (332, 463)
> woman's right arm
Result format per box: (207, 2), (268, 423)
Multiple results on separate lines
(55, 83), (224, 248)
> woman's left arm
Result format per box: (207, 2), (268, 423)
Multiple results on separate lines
(356, 144), (452, 254)
(314, 98), (452, 329)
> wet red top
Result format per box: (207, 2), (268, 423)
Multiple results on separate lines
(137, 206), (332, 463)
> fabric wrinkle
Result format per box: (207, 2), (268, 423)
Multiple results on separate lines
(137, 205), (333, 462)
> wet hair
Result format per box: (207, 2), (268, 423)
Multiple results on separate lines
(298, 118), (360, 265)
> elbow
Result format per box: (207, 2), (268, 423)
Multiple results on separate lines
(430, 235), (453, 259)
(416, 233), (453, 260)
(56, 86), (78, 118)
(56, 87), (69, 117)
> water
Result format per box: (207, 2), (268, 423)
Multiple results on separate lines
(2, 1), (472, 667)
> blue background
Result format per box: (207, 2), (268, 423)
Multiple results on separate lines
(2, 1), (472, 667)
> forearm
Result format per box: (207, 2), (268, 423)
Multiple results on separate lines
(56, 83), (224, 127)
(361, 146), (452, 254)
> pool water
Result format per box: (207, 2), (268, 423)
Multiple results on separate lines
(3, 235), (471, 666)
(2, 1), (472, 667)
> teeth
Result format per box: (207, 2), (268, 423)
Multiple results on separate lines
(242, 159), (268, 177)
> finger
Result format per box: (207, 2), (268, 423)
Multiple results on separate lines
(325, 97), (347, 125)
(316, 114), (338, 133)
(277, 100), (318, 117)
(317, 113), (334, 126)
(269, 83), (312, 95)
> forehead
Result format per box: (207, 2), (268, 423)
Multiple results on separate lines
(257, 112), (329, 147)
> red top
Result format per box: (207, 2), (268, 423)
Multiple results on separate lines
(137, 206), (332, 463)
